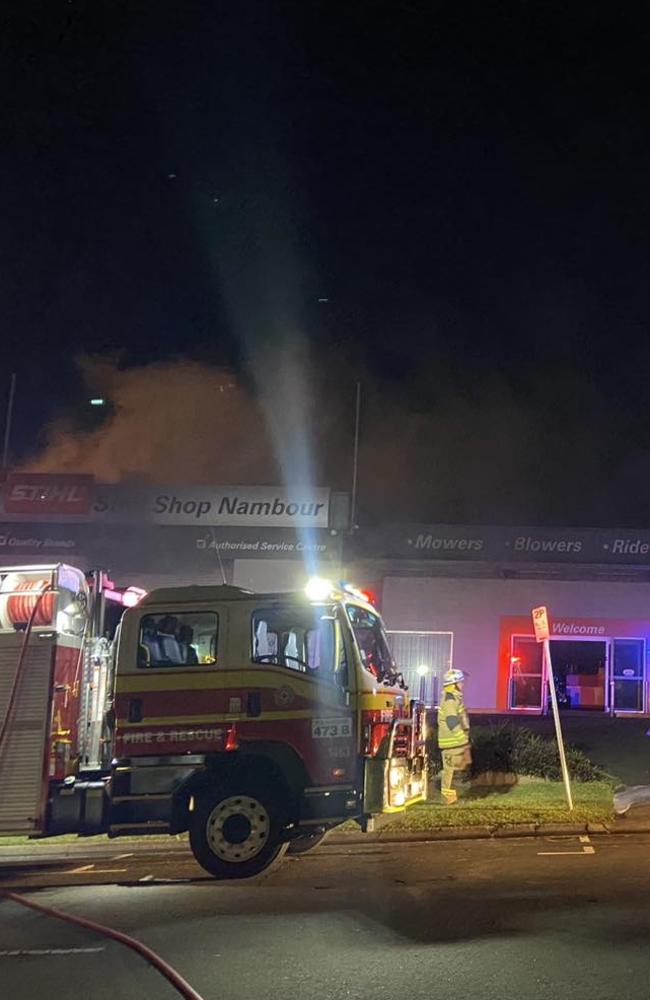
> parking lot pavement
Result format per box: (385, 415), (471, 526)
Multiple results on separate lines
(3, 833), (650, 1000)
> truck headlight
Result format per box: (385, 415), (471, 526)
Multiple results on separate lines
(389, 766), (403, 789)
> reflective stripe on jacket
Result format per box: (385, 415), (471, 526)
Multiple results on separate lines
(437, 687), (469, 749)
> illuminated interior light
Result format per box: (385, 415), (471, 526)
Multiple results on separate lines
(416, 664), (429, 676)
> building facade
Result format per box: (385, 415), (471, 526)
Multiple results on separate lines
(3, 474), (650, 716)
(349, 524), (650, 717)
(0, 474), (348, 592)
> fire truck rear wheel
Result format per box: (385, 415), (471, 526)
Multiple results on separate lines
(190, 785), (288, 880)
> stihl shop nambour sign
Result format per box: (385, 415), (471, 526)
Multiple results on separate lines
(1, 477), (331, 529)
(95, 485), (331, 527)
(2, 474), (94, 515)
(148, 488), (329, 527)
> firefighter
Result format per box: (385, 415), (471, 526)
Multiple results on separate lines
(437, 668), (471, 805)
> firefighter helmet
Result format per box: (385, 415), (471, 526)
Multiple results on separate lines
(443, 668), (465, 687)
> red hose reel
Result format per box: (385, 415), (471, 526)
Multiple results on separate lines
(5, 578), (55, 626)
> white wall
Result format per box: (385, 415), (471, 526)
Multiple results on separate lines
(232, 559), (307, 593)
(382, 576), (650, 710)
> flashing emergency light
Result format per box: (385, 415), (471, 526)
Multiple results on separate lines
(305, 576), (334, 602)
(104, 585), (147, 608)
(340, 582), (376, 605)
(306, 578), (376, 605)
(122, 586), (147, 608)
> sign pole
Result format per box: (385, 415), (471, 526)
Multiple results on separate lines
(350, 381), (361, 532)
(532, 606), (573, 811)
(2, 372), (16, 471)
(543, 637), (574, 811)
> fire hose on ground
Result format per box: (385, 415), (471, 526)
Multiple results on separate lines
(0, 580), (206, 998)
(0, 889), (206, 1000)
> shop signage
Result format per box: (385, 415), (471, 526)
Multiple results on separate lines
(358, 523), (650, 566)
(93, 485), (330, 528)
(0, 522), (340, 568)
(2, 474), (94, 516)
(1, 481), (331, 529)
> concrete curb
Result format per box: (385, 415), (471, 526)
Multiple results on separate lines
(0, 840), (190, 863)
(325, 818), (650, 844)
(1, 818), (650, 865)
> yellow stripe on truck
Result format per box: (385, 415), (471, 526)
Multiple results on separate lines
(115, 669), (342, 705)
(117, 710), (320, 727)
(358, 693), (400, 710)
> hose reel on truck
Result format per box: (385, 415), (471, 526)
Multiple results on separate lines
(0, 564), (128, 836)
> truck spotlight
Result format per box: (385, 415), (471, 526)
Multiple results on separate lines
(305, 576), (334, 601)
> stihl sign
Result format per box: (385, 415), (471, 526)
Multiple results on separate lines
(2, 474), (94, 515)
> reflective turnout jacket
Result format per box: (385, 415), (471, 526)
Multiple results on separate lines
(437, 687), (470, 749)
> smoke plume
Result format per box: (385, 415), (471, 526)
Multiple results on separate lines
(21, 356), (278, 484)
(20, 352), (633, 528)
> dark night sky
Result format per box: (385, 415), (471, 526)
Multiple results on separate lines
(3, 2), (650, 525)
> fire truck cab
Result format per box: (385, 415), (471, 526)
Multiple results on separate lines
(0, 565), (428, 879)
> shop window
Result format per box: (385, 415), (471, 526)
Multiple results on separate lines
(612, 638), (645, 712)
(509, 637), (543, 710)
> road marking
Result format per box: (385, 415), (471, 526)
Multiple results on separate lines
(0, 947), (105, 957)
(149, 877), (193, 883)
(112, 853), (134, 860)
(537, 850), (591, 855)
(67, 863), (127, 875)
(139, 874), (155, 882)
(538, 834), (595, 857)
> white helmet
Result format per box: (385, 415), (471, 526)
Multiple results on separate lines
(443, 668), (465, 686)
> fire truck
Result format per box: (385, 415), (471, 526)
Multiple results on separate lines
(0, 564), (427, 879)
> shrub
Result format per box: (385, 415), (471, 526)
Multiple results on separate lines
(428, 722), (609, 782)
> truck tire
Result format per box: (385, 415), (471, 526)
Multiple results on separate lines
(287, 831), (327, 855)
(189, 782), (288, 880)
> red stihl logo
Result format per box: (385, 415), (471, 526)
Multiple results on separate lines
(3, 474), (94, 515)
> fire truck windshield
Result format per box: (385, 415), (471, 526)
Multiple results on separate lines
(346, 604), (398, 684)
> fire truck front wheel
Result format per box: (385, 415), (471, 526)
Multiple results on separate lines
(190, 784), (288, 880)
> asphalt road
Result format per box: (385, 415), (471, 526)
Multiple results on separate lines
(2, 833), (650, 1000)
